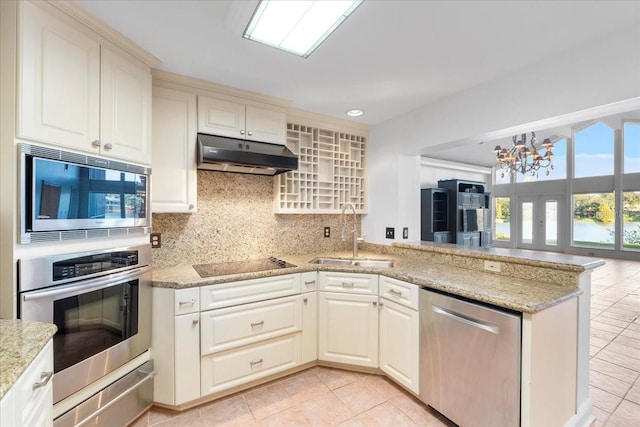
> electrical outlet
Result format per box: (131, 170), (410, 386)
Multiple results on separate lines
(403, 227), (409, 239)
(385, 227), (395, 239)
(484, 260), (501, 273)
(150, 233), (161, 248)
(324, 227), (330, 238)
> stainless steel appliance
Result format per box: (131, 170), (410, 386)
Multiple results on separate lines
(419, 288), (521, 427)
(19, 143), (151, 243)
(18, 244), (153, 425)
(197, 133), (298, 175)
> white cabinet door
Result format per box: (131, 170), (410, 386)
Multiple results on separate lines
(245, 105), (286, 144)
(198, 96), (246, 139)
(174, 313), (201, 405)
(19, 1), (100, 150)
(100, 46), (151, 163)
(151, 87), (197, 213)
(379, 298), (419, 394)
(318, 292), (378, 367)
(301, 292), (317, 364)
(0, 340), (54, 427)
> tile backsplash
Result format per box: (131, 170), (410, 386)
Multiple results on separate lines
(151, 171), (354, 267)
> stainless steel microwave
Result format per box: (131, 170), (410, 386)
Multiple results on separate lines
(20, 143), (151, 243)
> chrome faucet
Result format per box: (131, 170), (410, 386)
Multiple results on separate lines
(341, 203), (364, 258)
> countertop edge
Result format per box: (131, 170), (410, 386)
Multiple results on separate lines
(0, 319), (57, 400)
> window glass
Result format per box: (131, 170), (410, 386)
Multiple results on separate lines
(624, 122), (640, 174)
(574, 122), (614, 178)
(572, 193), (615, 248)
(494, 168), (511, 185)
(545, 200), (558, 246)
(521, 201), (533, 244)
(623, 191), (640, 251)
(494, 197), (510, 241)
(516, 138), (567, 183)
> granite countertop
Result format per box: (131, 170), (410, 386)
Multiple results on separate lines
(153, 250), (587, 314)
(0, 319), (57, 400)
(393, 241), (605, 271)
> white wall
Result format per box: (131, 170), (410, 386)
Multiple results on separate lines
(419, 158), (491, 189)
(363, 25), (640, 245)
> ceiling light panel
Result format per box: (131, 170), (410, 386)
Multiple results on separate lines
(244, 0), (362, 58)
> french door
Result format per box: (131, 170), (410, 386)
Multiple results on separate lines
(517, 195), (563, 251)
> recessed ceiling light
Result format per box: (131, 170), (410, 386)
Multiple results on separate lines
(346, 109), (364, 117)
(243, 0), (363, 58)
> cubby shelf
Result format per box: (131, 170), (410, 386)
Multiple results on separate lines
(274, 123), (367, 213)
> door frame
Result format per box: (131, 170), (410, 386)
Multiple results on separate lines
(516, 194), (564, 251)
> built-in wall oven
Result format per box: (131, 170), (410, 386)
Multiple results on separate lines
(18, 244), (153, 426)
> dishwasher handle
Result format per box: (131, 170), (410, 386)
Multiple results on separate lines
(432, 304), (500, 335)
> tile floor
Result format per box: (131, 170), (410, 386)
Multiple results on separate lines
(130, 366), (453, 427)
(589, 258), (640, 427)
(130, 257), (640, 427)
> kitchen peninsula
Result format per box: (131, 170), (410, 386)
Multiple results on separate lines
(152, 242), (602, 427)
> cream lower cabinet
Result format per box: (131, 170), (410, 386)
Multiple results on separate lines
(0, 340), (54, 427)
(379, 276), (419, 394)
(152, 287), (201, 406)
(318, 272), (379, 368)
(301, 271), (318, 364)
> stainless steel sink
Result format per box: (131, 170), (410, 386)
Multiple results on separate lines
(309, 257), (394, 268)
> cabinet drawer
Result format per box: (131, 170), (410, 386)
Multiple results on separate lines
(201, 334), (301, 395)
(201, 295), (302, 355)
(300, 271), (317, 292)
(174, 288), (200, 315)
(200, 274), (300, 310)
(318, 272), (378, 295)
(379, 276), (419, 310)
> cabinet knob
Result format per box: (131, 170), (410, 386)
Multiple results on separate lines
(188, 204), (195, 210)
(192, 319), (199, 325)
(32, 371), (53, 390)
(240, 130), (245, 135)
(248, 131), (253, 136)
(92, 140), (101, 148)
(372, 301), (377, 307)
(303, 297), (308, 303)
(103, 142), (113, 151)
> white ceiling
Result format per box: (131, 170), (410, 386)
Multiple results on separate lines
(75, 0), (640, 127)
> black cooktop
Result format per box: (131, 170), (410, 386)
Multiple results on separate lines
(193, 257), (297, 278)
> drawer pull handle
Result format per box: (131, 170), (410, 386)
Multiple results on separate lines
(342, 282), (354, 288)
(192, 319), (199, 325)
(250, 358), (263, 366)
(179, 299), (196, 306)
(33, 371), (53, 390)
(389, 289), (402, 296)
(251, 321), (264, 327)
(304, 280), (316, 286)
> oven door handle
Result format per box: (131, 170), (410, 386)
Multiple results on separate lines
(75, 368), (156, 427)
(21, 266), (151, 302)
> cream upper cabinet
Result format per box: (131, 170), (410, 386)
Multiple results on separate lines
(197, 96), (286, 145)
(151, 87), (197, 213)
(18, 1), (100, 150)
(100, 46), (151, 163)
(18, 2), (151, 164)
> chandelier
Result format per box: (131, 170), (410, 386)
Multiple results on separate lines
(493, 132), (555, 177)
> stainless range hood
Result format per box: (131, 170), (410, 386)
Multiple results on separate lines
(197, 133), (298, 176)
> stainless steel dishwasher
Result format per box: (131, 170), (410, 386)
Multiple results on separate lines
(419, 288), (521, 427)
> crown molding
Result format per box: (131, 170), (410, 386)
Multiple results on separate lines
(47, 0), (160, 67)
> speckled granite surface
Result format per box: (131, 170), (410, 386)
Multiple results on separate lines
(0, 319), (57, 399)
(153, 248), (595, 314)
